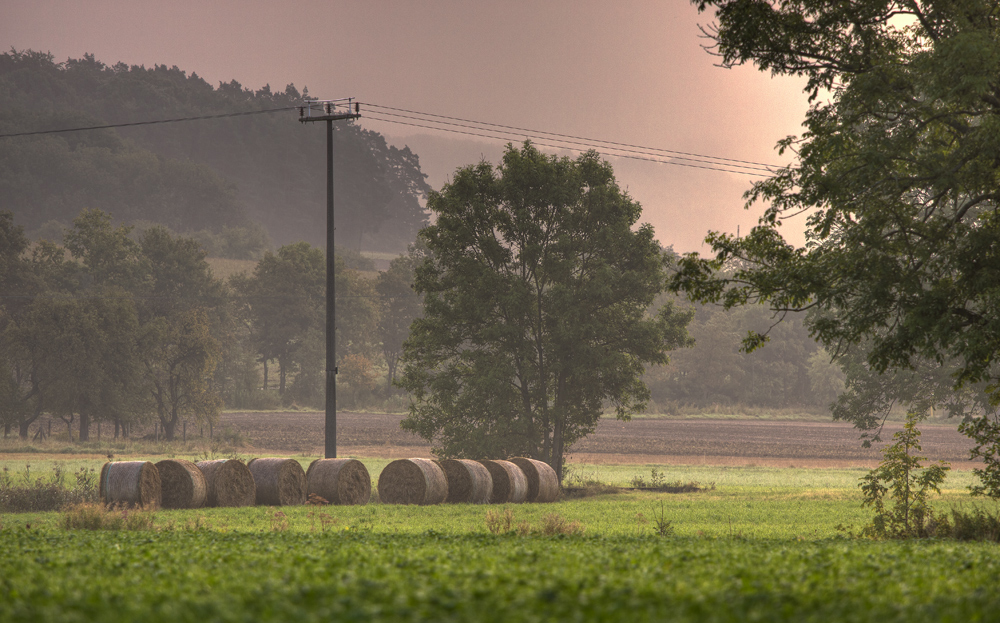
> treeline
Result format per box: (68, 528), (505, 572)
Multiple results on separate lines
(0, 209), (422, 441)
(0, 50), (430, 253)
(644, 290), (844, 413)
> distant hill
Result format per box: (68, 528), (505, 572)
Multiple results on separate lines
(0, 50), (430, 253)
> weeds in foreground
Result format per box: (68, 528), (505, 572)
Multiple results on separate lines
(944, 506), (1000, 542)
(270, 511), (290, 532)
(1, 465), (99, 512)
(485, 508), (583, 536)
(629, 468), (714, 493)
(652, 501), (674, 537)
(307, 510), (338, 533)
(62, 503), (158, 531)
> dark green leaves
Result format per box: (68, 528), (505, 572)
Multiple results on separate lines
(400, 143), (691, 476)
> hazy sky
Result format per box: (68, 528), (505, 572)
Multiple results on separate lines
(4, 0), (812, 253)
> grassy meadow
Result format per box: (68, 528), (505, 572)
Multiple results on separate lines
(3, 448), (1000, 621)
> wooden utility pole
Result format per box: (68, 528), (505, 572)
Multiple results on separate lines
(299, 98), (360, 459)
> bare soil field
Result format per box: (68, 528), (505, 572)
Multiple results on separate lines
(219, 411), (979, 469)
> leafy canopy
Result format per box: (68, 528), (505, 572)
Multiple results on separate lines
(674, 1), (1000, 399)
(399, 142), (692, 477)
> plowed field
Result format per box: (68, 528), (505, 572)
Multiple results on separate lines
(220, 411), (979, 469)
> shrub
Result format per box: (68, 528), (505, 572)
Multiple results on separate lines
(0, 465), (99, 513)
(946, 506), (1000, 542)
(859, 412), (950, 539)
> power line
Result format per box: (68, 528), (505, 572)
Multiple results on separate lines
(0, 99), (786, 177)
(362, 110), (772, 175)
(363, 102), (779, 171)
(0, 106), (301, 139)
(362, 111), (776, 177)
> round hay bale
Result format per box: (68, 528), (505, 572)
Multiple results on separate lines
(196, 459), (256, 507)
(509, 457), (559, 503)
(100, 461), (160, 508)
(155, 459), (207, 509)
(478, 459), (528, 504)
(247, 458), (306, 506)
(377, 458), (448, 505)
(306, 458), (371, 505)
(438, 459), (493, 504)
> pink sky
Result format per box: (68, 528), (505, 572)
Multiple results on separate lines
(4, 0), (811, 253)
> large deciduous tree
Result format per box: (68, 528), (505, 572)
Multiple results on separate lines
(672, 2), (1000, 403)
(399, 142), (693, 479)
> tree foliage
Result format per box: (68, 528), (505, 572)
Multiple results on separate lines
(674, 1), (1000, 399)
(376, 243), (426, 393)
(399, 143), (693, 478)
(0, 209), (224, 440)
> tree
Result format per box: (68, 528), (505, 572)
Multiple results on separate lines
(339, 353), (377, 409)
(673, 2), (1000, 405)
(860, 411), (950, 539)
(807, 347), (846, 409)
(0, 212), (31, 437)
(398, 142), (693, 479)
(335, 257), (381, 361)
(134, 226), (226, 439)
(40, 293), (144, 442)
(375, 243), (426, 393)
(63, 208), (146, 291)
(140, 309), (221, 440)
(240, 242), (324, 394)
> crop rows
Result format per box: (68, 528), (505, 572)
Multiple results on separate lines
(2, 528), (998, 623)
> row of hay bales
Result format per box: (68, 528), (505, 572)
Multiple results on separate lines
(99, 457), (371, 509)
(99, 456), (559, 509)
(376, 457), (559, 505)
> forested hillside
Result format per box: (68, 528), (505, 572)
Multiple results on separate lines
(0, 50), (430, 253)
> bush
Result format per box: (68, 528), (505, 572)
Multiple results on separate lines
(859, 412), (950, 539)
(945, 506), (1000, 542)
(0, 465), (99, 513)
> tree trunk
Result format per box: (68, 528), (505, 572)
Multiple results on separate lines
(262, 358), (269, 390)
(61, 414), (74, 442)
(19, 402), (43, 440)
(114, 418), (121, 439)
(3, 421), (10, 438)
(278, 356), (287, 395)
(552, 417), (564, 484)
(552, 373), (567, 483)
(79, 411), (90, 442)
(164, 419), (175, 441)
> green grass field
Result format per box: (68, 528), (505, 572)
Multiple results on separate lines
(3, 455), (1000, 622)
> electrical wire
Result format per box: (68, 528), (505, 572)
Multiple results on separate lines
(361, 112), (777, 177)
(0, 99), (786, 177)
(362, 103), (778, 171)
(0, 105), (301, 138)
(362, 110), (772, 175)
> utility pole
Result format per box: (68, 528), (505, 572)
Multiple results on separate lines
(299, 98), (360, 459)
